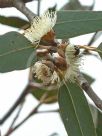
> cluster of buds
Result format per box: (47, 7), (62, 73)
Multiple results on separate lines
(24, 10), (80, 87)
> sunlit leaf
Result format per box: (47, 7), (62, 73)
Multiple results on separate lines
(58, 82), (97, 136)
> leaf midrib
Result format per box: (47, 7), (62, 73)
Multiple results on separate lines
(0, 45), (35, 57)
(63, 81), (85, 136)
(56, 18), (102, 25)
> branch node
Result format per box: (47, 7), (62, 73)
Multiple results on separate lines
(13, 0), (36, 22)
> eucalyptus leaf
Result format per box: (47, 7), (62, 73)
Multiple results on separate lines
(0, 31), (36, 73)
(82, 73), (95, 84)
(0, 16), (29, 28)
(96, 109), (102, 136)
(31, 88), (58, 104)
(58, 82), (97, 136)
(97, 43), (102, 59)
(54, 11), (102, 39)
(61, 0), (94, 10)
(89, 104), (102, 136)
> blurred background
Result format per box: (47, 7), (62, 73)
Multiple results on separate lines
(0, 0), (102, 136)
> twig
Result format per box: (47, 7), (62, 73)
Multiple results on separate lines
(13, 0), (36, 22)
(29, 67), (33, 81)
(4, 104), (41, 136)
(4, 101), (25, 136)
(37, 0), (41, 16)
(29, 81), (57, 91)
(76, 72), (102, 111)
(37, 109), (59, 114)
(87, 31), (102, 46)
(0, 72), (48, 125)
(49, 133), (59, 136)
(0, 68), (33, 125)
(3, 92), (49, 136)
(10, 101), (24, 128)
(0, 0), (35, 8)
(88, 32), (98, 46)
(78, 45), (96, 51)
(0, 85), (30, 125)
(83, 31), (102, 54)
(88, 0), (95, 10)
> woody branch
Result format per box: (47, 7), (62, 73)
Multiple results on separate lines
(0, 0), (37, 22)
(77, 72), (102, 111)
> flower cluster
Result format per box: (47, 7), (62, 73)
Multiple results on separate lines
(32, 44), (80, 86)
(24, 10), (80, 86)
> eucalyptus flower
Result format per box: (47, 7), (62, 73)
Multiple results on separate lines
(32, 44), (80, 86)
(65, 44), (80, 82)
(24, 10), (57, 43)
(32, 61), (60, 85)
(26, 9), (80, 85)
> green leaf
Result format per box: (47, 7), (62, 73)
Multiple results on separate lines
(96, 109), (102, 136)
(82, 73), (95, 84)
(0, 31), (36, 73)
(61, 0), (94, 10)
(0, 16), (29, 28)
(97, 43), (102, 59)
(58, 82), (97, 136)
(89, 105), (102, 136)
(54, 11), (102, 39)
(31, 88), (58, 104)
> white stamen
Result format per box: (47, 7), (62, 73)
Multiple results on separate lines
(65, 44), (80, 82)
(50, 71), (60, 84)
(24, 10), (57, 43)
(32, 61), (60, 85)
